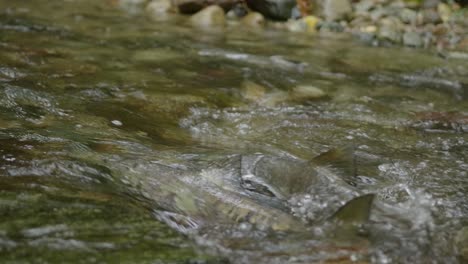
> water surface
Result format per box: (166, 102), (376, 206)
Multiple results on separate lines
(0, 1), (467, 263)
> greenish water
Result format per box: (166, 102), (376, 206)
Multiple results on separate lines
(0, 0), (467, 263)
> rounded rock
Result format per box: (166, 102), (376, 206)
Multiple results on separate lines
(322, 0), (352, 22)
(403, 31), (423, 47)
(246, 0), (296, 21)
(146, 0), (174, 20)
(290, 85), (326, 100)
(190, 5), (226, 28)
(241, 12), (265, 28)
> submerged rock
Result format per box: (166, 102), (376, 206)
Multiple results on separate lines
(189, 5), (226, 28)
(289, 85), (326, 100)
(246, 0), (296, 20)
(241, 81), (267, 102)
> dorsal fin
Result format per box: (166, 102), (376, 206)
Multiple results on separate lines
(331, 194), (375, 225)
(310, 146), (358, 186)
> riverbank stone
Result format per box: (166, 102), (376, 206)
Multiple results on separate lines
(322, 0), (352, 21)
(246, 0), (296, 20)
(190, 5), (226, 28)
(403, 31), (423, 47)
(290, 85), (326, 100)
(241, 12), (265, 28)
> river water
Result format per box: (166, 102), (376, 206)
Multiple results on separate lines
(0, 1), (467, 263)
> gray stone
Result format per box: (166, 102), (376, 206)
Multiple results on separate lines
(400, 8), (418, 25)
(354, 0), (374, 15)
(422, 8), (442, 24)
(377, 17), (404, 43)
(322, 0), (353, 21)
(403, 31), (423, 47)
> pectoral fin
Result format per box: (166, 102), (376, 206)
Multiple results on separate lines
(331, 194), (375, 225)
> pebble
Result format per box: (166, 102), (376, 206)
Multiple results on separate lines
(190, 5), (226, 28)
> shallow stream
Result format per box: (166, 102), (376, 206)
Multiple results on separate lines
(0, 1), (467, 263)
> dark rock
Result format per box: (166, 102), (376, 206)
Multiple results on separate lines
(174, 0), (238, 14)
(246, 0), (296, 20)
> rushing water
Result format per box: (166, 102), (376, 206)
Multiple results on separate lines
(0, 0), (467, 263)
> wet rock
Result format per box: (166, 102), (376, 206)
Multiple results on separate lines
(246, 0), (296, 21)
(403, 31), (423, 47)
(289, 85), (326, 101)
(146, 0), (174, 20)
(241, 12), (265, 28)
(189, 5), (226, 28)
(241, 81), (266, 102)
(321, 0), (353, 22)
(377, 17), (404, 44)
(174, 0), (236, 14)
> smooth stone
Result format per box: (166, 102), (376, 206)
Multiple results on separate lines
(354, 0), (374, 15)
(437, 3), (451, 23)
(322, 0), (352, 21)
(377, 17), (404, 43)
(422, 8), (442, 24)
(241, 12), (265, 28)
(290, 85), (326, 100)
(190, 5), (226, 28)
(241, 81), (266, 102)
(146, 0), (174, 20)
(400, 8), (418, 24)
(403, 31), (423, 47)
(246, 0), (296, 21)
